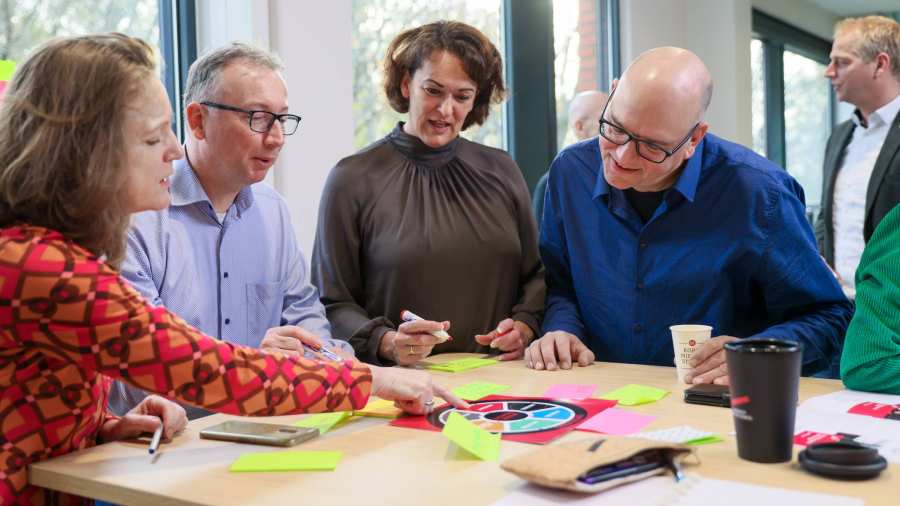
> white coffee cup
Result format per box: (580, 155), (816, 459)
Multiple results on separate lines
(670, 324), (713, 383)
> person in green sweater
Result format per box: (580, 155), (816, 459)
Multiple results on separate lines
(841, 204), (900, 394)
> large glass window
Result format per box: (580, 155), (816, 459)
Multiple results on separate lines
(783, 49), (830, 207)
(351, 0), (505, 150)
(0, 1), (160, 61)
(553, 0), (601, 149)
(751, 10), (834, 216)
(750, 39), (767, 157)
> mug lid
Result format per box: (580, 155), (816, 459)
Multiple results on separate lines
(724, 338), (802, 354)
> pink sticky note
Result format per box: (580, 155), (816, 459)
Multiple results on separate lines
(543, 383), (597, 400)
(576, 407), (656, 435)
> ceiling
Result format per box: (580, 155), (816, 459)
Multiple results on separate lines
(808, 0), (900, 16)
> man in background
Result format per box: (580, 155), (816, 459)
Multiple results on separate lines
(816, 15), (900, 299)
(533, 90), (609, 222)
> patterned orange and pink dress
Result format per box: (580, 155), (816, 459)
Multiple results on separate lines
(0, 225), (372, 504)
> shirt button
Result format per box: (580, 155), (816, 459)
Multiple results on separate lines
(636, 282), (644, 289)
(223, 272), (229, 278)
(225, 318), (231, 325)
(633, 323), (643, 332)
(640, 242), (648, 249)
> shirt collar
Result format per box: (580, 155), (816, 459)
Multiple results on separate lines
(170, 156), (255, 213)
(852, 93), (900, 129)
(592, 137), (704, 203)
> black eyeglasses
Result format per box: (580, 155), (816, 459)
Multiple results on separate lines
(597, 88), (698, 164)
(200, 101), (301, 135)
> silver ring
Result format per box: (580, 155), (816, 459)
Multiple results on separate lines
(424, 399), (434, 407)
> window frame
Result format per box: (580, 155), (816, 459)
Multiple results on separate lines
(504, 0), (620, 190)
(159, 0), (197, 141)
(752, 9), (834, 170)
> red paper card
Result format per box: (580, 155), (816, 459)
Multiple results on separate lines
(794, 430), (843, 446)
(390, 395), (616, 445)
(847, 402), (899, 420)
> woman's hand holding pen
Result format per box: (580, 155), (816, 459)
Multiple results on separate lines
(98, 395), (187, 444)
(475, 318), (533, 361)
(370, 365), (469, 415)
(379, 319), (450, 366)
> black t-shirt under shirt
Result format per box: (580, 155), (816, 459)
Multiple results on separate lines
(625, 188), (666, 223)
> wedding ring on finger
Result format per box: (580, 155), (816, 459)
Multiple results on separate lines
(424, 399), (435, 413)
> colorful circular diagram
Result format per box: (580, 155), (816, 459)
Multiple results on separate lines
(427, 398), (588, 435)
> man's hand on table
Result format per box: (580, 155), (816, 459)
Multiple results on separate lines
(685, 335), (740, 385)
(524, 331), (595, 371)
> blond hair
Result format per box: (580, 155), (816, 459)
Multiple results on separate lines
(835, 15), (900, 80)
(0, 33), (157, 266)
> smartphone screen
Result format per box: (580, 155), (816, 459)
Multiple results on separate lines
(577, 450), (665, 484)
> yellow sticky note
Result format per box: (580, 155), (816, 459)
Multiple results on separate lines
(294, 411), (351, 434)
(426, 357), (498, 373)
(229, 451), (342, 472)
(442, 411), (501, 461)
(452, 381), (510, 400)
(600, 384), (669, 406)
(0, 60), (15, 81)
(354, 398), (402, 418)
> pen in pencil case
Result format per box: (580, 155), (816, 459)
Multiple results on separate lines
(399, 310), (452, 343)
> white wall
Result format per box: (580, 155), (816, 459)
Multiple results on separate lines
(620, 0), (753, 146)
(194, 0), (354, 257)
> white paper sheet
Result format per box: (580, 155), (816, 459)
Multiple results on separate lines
(490, 476), (863, 506)
(795, 389), (900, 463)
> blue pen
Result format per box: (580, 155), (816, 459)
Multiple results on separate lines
(304, 343), (342, 361)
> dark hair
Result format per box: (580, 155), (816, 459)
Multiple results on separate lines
(0, 33), (156, 266)
(383, 20), (506, 130)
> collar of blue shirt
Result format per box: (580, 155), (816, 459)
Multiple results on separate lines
(170, 157), (255, 216)
(591, 137), (705, 203)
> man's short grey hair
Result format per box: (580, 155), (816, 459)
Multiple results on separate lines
(183, 42), (284, 105)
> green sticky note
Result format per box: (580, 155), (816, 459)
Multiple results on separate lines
(294, 411), (351, 434)
(685, 435), (724, 446)
(600, 384), (669, 406)
(452, 381), (510, 400)
(442, 411), (500, 461)
(0, 60), (15, 81)
(229, 451), (342, 472)
(426, 357), (498, 373)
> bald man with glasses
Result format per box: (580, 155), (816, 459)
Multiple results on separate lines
(529, 47), (852, 385)
(110, 43), (353, 419)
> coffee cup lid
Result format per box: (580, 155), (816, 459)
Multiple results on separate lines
(724, 338), (802, 354)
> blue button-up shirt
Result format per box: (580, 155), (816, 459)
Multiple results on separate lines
(120, 158), (335, 346)
(540, 134), (852, 375)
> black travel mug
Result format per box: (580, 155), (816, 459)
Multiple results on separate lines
(725, 338), (802, 463)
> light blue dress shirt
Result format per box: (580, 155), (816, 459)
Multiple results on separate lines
(110, 158), (349, 417)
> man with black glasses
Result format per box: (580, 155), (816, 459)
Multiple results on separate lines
(110, 43), (352, 418)
(527, 47), (852, 386)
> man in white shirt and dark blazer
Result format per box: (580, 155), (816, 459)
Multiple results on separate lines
(816, 15), (900, 299)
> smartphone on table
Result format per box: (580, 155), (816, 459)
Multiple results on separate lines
(199, 420), (319, 447)
(683, 383), (731, 407)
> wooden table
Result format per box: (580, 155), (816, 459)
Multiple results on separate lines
(29, 354), (896, 505)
